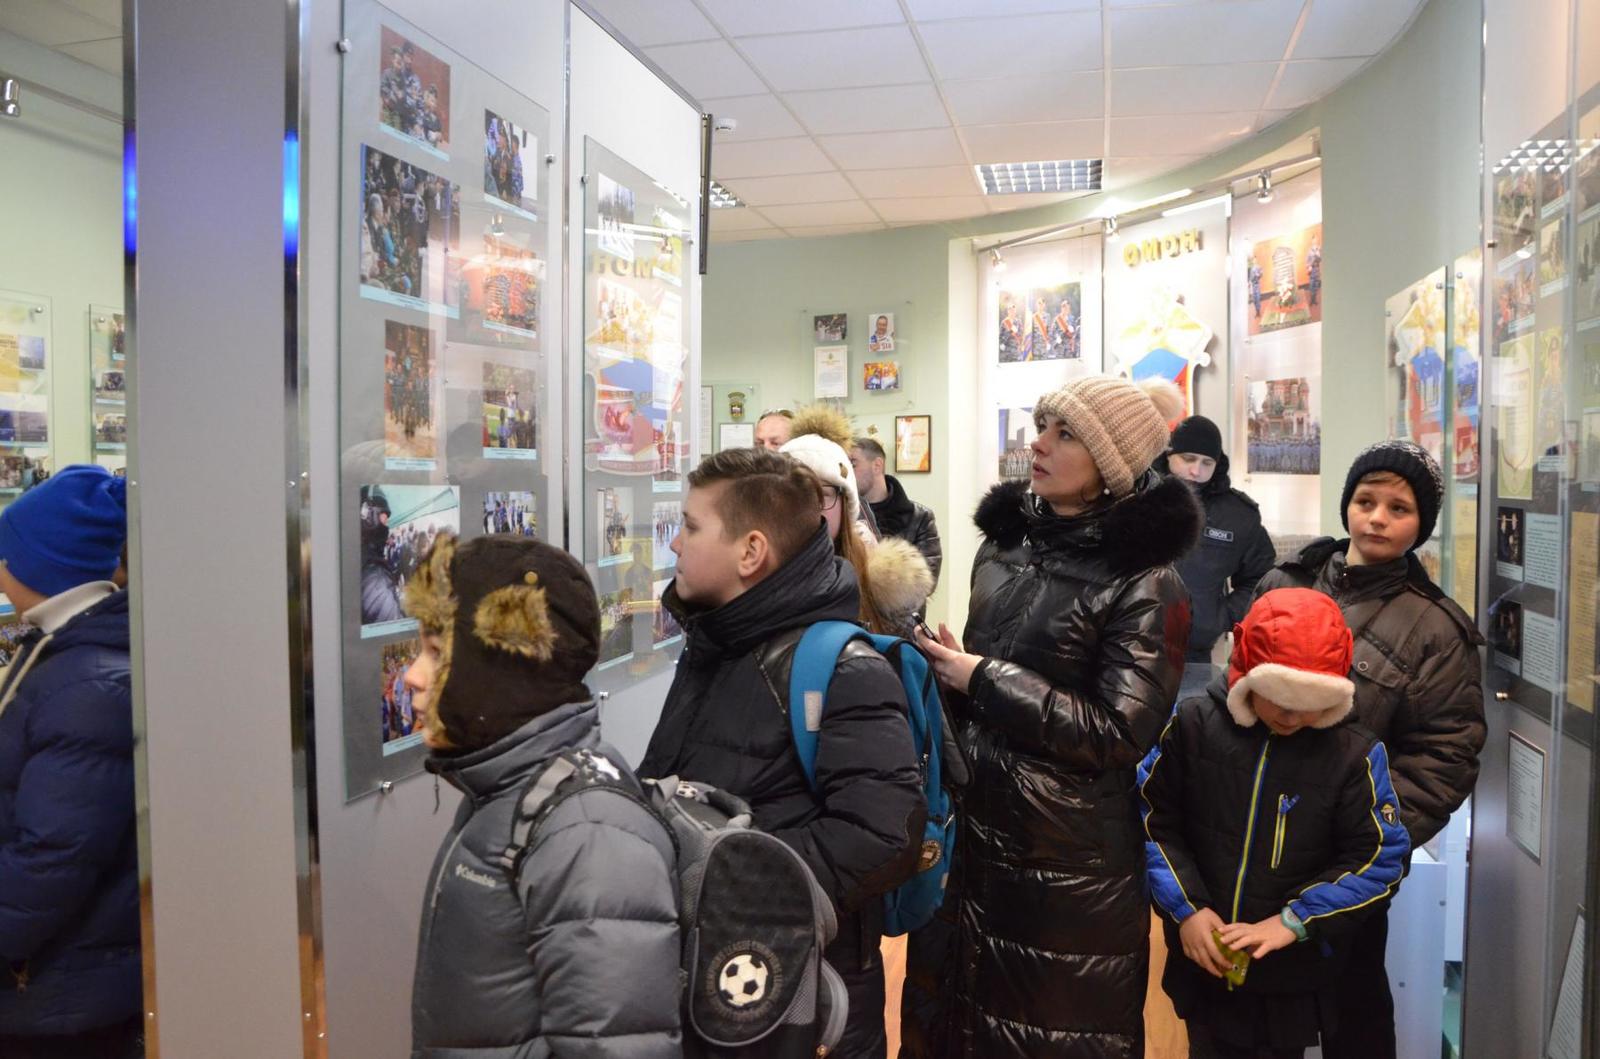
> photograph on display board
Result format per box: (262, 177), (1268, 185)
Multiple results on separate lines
(1246, 377), (1320, 475)
(1539, 216), (1568, 295)
(998, 284), (1081, 362)
(653, 420), (686, 494)
(1110, 286), (1212, 415)
(1496, 333), (1535, 499)
(867, 312), (896, 353)
(378, 27), (450, 157)
(462, 231), (541, 341)
(1493, 255), (1537, 344)
(484, 110), (534, 217)
(1452, 250), (1482, 480)
(1539, 165), (1568, 219)
(359, 145), (462, 316)
(590, 359), (670, 477)
(0, 334), (20, 392)
(1535, 328), (1566, 461)
(597, 173), (636, 262)
(92, 413), (122, 447)
(1496, 506), (1525, 571)
(646, 208), (685, 287)
(0, 454), (47, 493)
(597, 588), (635, 669)
(1387, 274), (1446, 464)
(652, 501), (681, 570)
(652, 578), (683, 648)
(814, 313), (847, 344)
(596, 487), (634, 568)
(482, 362), (537, 459)
(1491, 600), (1523, 672)
(1582, 408), (1600, 484)
(482, 491), (537, 537)
(863, 361), (900, 391)
(357, 484), (461, 637)
(0, 606), (35, 669)
(383, 320), (437, 470)
(1246, 224), (1322, 335)
(0, 408), (45, 445)
(1578, 214), (1600, 321)
(1579, 108), (1600, 217)
(998, 406), (1036, 482)
(589, 278), (657, 361)
(380, 638), (425, 752)
(16, 335), (44, 373)
(895, 414), (931, 474)
(1495, 169), (1537, 253)
(94, 367), (125, 404)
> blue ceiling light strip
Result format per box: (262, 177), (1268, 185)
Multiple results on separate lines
(283, 130), (300, 257)
(122, 127), (137, 257)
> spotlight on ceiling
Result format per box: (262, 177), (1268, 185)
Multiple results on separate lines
(1104, 216), (1120, 243)
(1, 78), (19, 119)
(1256, 170), (1274, 203)
(989, 249), (1006, 272)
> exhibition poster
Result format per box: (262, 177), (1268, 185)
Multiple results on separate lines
(1110, 287), (1212, 415)
(998, 282), (1082, 362)
(1496, 333), (1535, 500)
(1246, 377), (1320, 475)
(895, 414), (932, 474)
(1246, 223), (1323, 335)
(1386, 270), (1447, 466)
(0, 291), (53, 499)
(1452, 250), (1483, 481)
(357, 484), (461, 639)
(863, 360), (900, 391)
(997, 406), (1035, 483)
(89, 306), (127, 475)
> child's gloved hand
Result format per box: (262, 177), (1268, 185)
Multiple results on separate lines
(1177, 907), (1231, 977)
(1218, 915), (1297, 959)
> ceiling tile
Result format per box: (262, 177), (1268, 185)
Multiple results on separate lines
(643, 40), (766, 99)
(700, 0), (904, 36)
(714, 228), (787, 242)
(944, 71), (1104, 126)
(55, 37), (121, 74)
(712, 136), (836, 179)
(1102, 155), (1202, 189)
(786, 84), (950, 136)
(704, 93), (807, 140)
(847, 165), (982, 198)
(1111, 63), (1277, 116)
(871, 195), (992, 222)
(918, 11), (1101, 80)
(0, 0), (118, 46)
(818, 128), (968, 169)
(723, 171), (859, 206)
(1269, 57), (1368, 110)
(1111, 111), (1257, 155)
(581, 0), (718, 46)
(60, 0), (121, 28)
(737, 25), (929, 92)
(961, 120), (1103, 164)
(710, 207), (781, 232)
(1294, 0), (1425, 59)
(984, 191), (1093, 213)
(759, 201), (882, 227)
(909, 0), (1097, 19)
(786, 223), (892, 238)
(1109, 0), (1303, 66)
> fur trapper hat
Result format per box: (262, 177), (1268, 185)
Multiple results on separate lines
(782, 411), (861, 522)
(404, 533), (600, 751)
(1226, 588), (1355, 729)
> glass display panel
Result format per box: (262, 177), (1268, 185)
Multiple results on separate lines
(0, 290), (53, 500)
(88, 305), (127, 475)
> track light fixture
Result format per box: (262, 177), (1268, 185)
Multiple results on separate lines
(989, 249), (1006, 272)
(1256, 170), (1273, 203)
(1, 78), (19, 119)
(1104, 216), (1120, 242)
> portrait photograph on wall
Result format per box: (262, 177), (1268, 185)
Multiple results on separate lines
(378, 26), (451, 157)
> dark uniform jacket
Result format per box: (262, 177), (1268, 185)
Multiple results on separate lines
(1256, 538), (1486, 846)
(1156, 453), (1276, 660)
(1137, 685), (1409, 1048)
(903, 473), (1200, 1059)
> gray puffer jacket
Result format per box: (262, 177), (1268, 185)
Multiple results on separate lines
(411, 700), (682, 1059)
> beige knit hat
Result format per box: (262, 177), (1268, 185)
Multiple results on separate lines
(1033, 375), (1185, 496)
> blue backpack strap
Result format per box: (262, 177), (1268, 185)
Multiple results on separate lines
(787, 621), (870, 795)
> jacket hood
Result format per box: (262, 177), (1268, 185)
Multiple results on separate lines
(864, 536), (934, 621)
(667, 523), (861, 657)
(1154, 449), (1234, 497)
(427, 698), (601, 800)
(974, 470), (1202, 574)
(48, 589), (131, 653)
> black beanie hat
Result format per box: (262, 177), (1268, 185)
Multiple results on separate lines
(1168, 416), (1224, 461)
(404, 533), (601, 751)
(1339, 440), (1444, 552)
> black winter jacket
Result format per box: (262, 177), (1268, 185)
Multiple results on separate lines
(639, 525), (925, 1058)
(412, 701), (682, 1058)
(1156, 453), (1276, 659)
(1137, 686), (1409, 1048)
(869, 475), (943, 588)
(1256, 538), (1486, 847)
(903, 473), (1200, 1059)
(0, 590), (138, 1039)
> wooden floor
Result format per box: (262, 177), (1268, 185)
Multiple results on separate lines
(881, 914), (1188, 1058)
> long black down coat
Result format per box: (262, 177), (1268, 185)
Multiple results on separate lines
(903, 472), (1200, 1059)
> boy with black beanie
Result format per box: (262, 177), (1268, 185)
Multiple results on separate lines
(1254, 440), (1485, 1059)
(404, 533), (683, 1058)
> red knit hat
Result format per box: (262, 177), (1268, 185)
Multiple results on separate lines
(1226, 588), (1355, 729)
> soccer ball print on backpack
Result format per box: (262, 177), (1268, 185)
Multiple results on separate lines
(500, 748), (849, 1058)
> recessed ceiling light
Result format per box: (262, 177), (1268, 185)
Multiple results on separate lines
(708, 180), (744, 209)
(975, 159), (1102, 195)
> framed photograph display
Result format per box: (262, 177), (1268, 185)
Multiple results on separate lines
(895, 414), (932, 474)
(0, 290), (52, 504)
(337, 0), (555, 798)
(88, 306), (127, 476)
(582, 137), (694, 695)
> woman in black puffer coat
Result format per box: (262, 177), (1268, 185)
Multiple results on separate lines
(906, 375), (1201, 1059)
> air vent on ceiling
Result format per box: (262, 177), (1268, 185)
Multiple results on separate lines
(976, 159), (1102, 195)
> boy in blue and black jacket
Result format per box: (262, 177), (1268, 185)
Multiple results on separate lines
(1137, 588), (1410, 1059)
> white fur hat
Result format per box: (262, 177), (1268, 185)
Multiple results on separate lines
(781, 432), (860, 522)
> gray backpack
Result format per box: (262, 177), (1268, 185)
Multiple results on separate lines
(502, 748), (848, 1057)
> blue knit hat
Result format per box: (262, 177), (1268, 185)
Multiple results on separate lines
(0, 465), (128, 597)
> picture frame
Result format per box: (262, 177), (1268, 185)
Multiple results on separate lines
(894, 414), (932, 474)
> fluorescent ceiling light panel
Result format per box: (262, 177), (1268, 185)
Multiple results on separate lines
(975, 159), (1102, 195)
(709, 180), (745, 209)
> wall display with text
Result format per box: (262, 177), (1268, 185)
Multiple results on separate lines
(1387, 269), (1448, 466)
(1245, 223), (1322, 335)
(0, 290), (52, 503)
(581, 137), (694, 696)
(895, 414), (932, 474)
(814, 344), (848, 399)
(88, 306), (126, 476)
(338, 0), (556, 797)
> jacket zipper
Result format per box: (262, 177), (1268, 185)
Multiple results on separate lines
(1271, 794), (1290, 870)
(1230, 738), (1272, 921)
